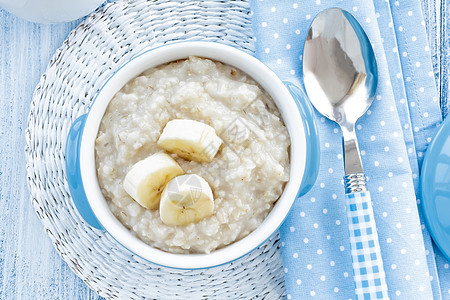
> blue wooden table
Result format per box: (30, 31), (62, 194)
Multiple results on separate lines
(0, 10), (101, 300)
(0, 1), (448, 299)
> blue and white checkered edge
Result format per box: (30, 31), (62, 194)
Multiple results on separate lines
(346, 191), (389, 300)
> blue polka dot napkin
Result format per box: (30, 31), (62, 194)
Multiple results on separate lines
(250, 0), (446, 299)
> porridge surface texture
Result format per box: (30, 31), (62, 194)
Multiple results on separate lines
(95, 57), (290, 254)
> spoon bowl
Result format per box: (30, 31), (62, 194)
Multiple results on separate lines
(303, 8), (378, 128)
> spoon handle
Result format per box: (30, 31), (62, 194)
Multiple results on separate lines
(344, 177), (389, 299)
(343, 128), (389, 298)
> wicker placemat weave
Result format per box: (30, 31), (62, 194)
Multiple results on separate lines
(25, 0), (286, 298)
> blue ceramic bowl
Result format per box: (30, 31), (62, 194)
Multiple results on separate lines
(65, 41), (320, 269)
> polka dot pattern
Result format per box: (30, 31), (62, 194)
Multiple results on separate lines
(373, 0), (445, 297)
(251, 0), (444, 298)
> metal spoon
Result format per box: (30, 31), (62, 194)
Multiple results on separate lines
(303, 8), (389, 299)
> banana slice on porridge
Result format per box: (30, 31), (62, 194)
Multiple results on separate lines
(157, 119), (223, 163)
(160, 174), (214, 226)
(123, 153), (184, 210)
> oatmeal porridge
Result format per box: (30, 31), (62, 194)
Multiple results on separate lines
(95, 56), (290, 254)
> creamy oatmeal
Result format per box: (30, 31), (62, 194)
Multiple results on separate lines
(95, 56), (290, 254)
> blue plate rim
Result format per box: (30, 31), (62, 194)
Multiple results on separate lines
(421, 116), (450, 261)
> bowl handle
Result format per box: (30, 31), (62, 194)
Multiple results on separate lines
(284, 82), (320, 197)
(65, 114), (104, 229)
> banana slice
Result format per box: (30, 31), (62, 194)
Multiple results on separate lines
(157, 119), (223, 163)
(123, 153), (184, 210)
(160, 174), (214, 226)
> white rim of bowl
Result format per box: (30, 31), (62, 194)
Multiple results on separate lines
(80, 41), (306, 269)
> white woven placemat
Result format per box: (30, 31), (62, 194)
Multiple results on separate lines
(25, 0), (286, 298)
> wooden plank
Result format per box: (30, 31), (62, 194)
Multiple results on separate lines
(421, 0), (450, 118)
(0, 9), (101, 300)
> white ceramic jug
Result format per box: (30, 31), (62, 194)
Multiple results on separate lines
(0, 0), (105, 23)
